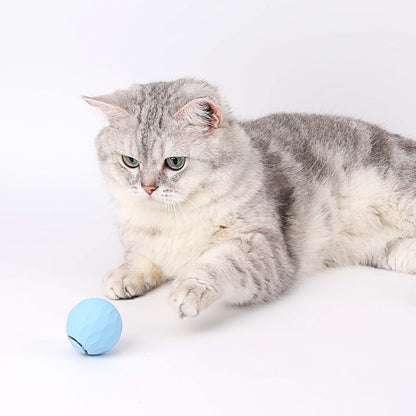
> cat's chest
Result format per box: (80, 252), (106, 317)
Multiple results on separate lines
(138, 222), (214, 274)
(114, 202), (218, 275)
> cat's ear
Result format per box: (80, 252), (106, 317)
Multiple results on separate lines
(82, 95), (129, 123)
(174, 97), (222, 131)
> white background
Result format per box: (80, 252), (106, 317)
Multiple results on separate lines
(1, 1), (416, 415)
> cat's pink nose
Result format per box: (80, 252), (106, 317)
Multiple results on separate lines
(142, 185), (158, 195)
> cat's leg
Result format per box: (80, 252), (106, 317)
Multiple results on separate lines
(169, 232), (294, 317)
(382, 238), (416, 274)
(104, 254), (163, 299)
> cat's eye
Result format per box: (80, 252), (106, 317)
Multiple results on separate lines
(165, 157), (186, 170)
(122, 155), (140, 168)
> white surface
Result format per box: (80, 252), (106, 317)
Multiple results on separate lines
(1, 1), (416, 415)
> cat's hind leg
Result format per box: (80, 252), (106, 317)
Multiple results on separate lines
(382, 238), (416, 274)
(103, 254), (163, 299)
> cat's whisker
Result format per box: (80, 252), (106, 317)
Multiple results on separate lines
(182, 197), (196, 211)
(181, 201), (195, 215)
(184, 196), (196, 208)
(176, 201), (191, 231)
(171, 200), (180, 241)
(166, 200), (173, 219)
(166, 201), (176, 240)
(170, 203), (175, 229)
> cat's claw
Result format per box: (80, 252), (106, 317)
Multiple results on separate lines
(169, 278), (219, 318)
(103, 264), (148, 300)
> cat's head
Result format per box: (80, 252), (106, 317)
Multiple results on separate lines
(84, 78), (247, 209)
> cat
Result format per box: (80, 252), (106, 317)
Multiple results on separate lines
(83, 78), (416, 318)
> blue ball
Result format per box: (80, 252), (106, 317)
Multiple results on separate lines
(66, 298), (122, 355)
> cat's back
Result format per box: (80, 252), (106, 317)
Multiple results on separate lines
(240, 111), (408, 191)
(241, 112), (382, 165)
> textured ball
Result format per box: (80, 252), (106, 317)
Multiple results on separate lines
(66, 298), (122, 355)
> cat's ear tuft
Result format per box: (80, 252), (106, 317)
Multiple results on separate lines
(82, 96), (129, 123)
(174, 97), (222, 131)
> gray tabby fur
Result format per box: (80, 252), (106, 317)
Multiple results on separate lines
(84, 78), (416, 317)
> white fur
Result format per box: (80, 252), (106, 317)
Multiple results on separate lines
(299, 168), (416, 274)
(384, 238), (416, 274)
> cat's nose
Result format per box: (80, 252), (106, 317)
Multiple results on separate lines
(142, 185), (158, 195)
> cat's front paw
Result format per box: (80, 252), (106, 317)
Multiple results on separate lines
(168, 277), (220, 318)
(103, 263), (155, 300)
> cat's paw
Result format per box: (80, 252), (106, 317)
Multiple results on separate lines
(103, 264), (153, 299)
(168, 278), (220, 318)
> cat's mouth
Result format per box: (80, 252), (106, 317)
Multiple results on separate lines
(130, 187), (185, 206)
(141, 192), (167, 205)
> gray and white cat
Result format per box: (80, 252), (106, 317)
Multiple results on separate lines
(84, 78), (416, 317)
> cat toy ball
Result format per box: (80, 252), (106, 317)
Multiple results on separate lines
(66, 298), (122, 355)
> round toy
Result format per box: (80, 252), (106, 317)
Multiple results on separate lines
(66, 298), (122, 355)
